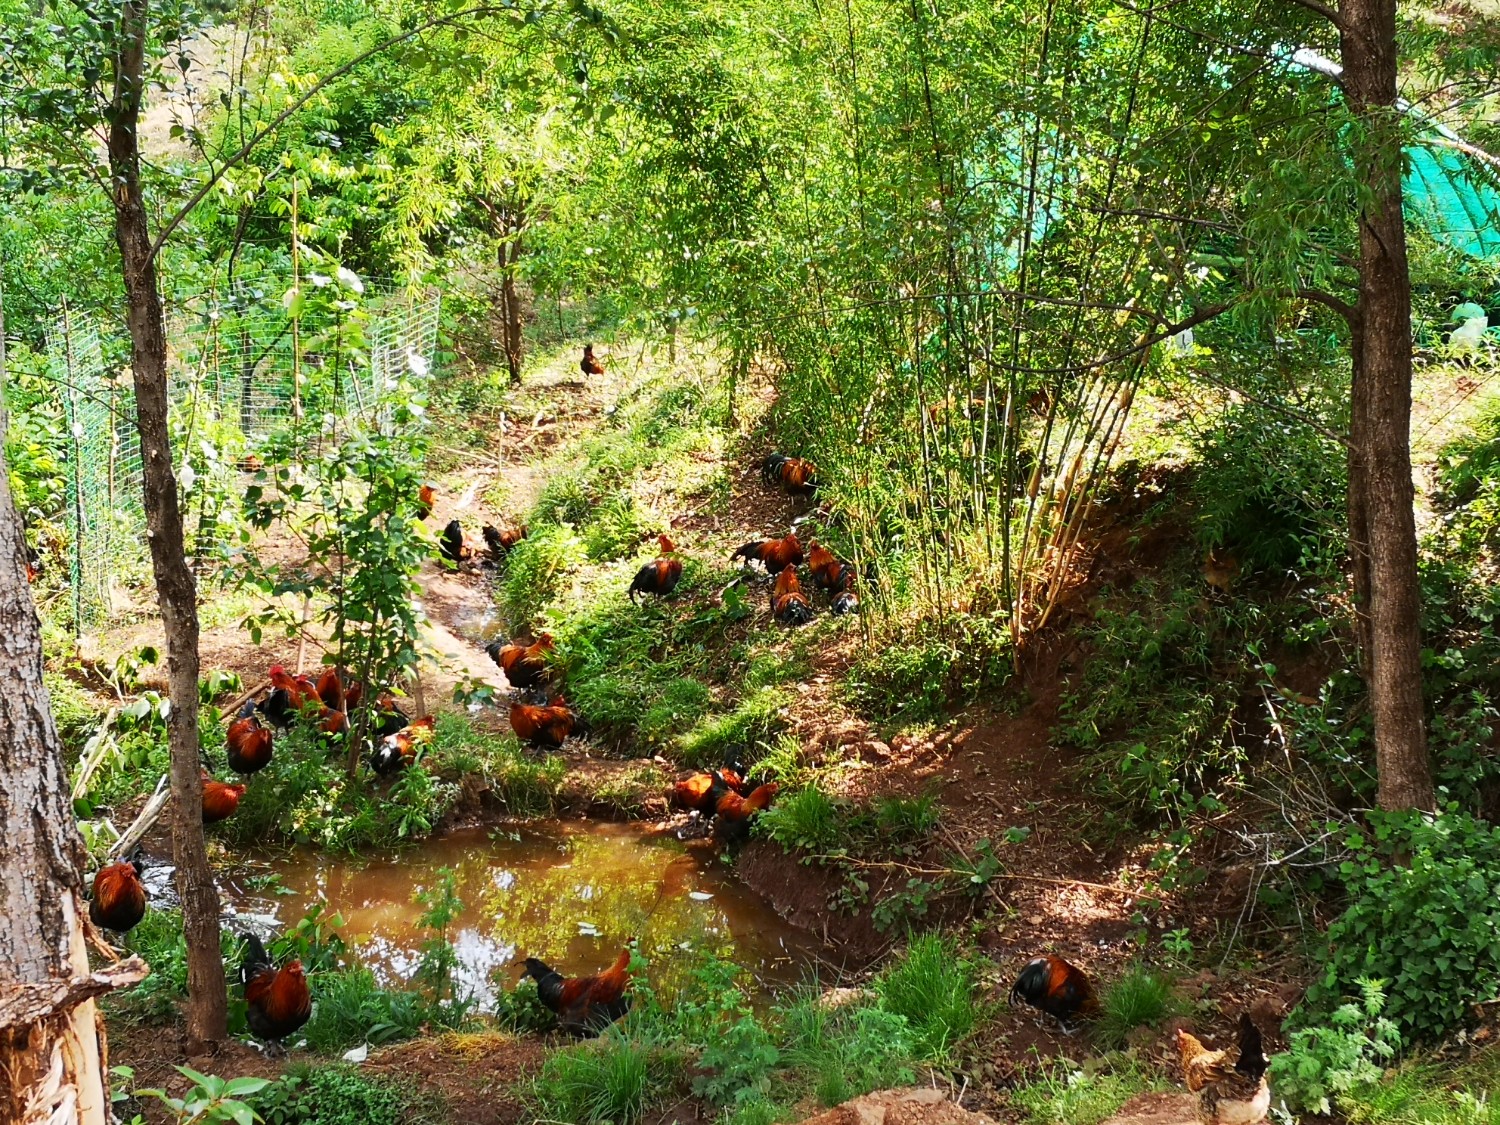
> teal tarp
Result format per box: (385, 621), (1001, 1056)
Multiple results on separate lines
(1406, 135), (1500, 260)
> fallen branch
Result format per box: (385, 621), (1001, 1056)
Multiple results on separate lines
(70, 708), (122, 801)
(108, 775), (170, 860)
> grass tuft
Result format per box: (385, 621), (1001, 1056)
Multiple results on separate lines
(1094, 965), (1178, 1048)
(533, 1029), (657, 1125)
(1010, 1059), (1158, 1125)
(874, 933), (980, 1063)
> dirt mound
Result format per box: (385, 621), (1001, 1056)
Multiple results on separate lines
(796, 1087), (998, 1125)
(1100, 1092), (1198, 1125)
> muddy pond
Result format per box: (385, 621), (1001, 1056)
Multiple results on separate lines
(224, 820), (827, 1008)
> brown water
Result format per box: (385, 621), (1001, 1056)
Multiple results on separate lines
(224, 821), (823, 1008)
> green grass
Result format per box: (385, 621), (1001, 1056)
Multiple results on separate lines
(873, 933), (981, 1063)
(757, 786), (842, 852)
(678, 685), (788, 765)
(428, 712), (563, 814)
(299, 966), (427, 1053)
(248, 1062), (443, 1125)
(1339, 1057), (1500, 1125)
(778, 990), (918, 1107)
(533, 1030), (658, 1125)
(1010, 1059), (1159, 1125)
(1093, 965), (1178, 1048)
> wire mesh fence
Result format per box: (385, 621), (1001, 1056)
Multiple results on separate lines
(44, 281), (441, 632)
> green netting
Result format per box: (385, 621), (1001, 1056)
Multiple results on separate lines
(43, 284), (442, 633)
(1405, 132), (1500, 260)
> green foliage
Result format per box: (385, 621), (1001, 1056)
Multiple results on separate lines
(1056, 578), (1248, 822)
(127, 1066), (271, 1125)
(501, 524), (588, 630)
(1338, 1060), (1500, 1125)
(299, 966), (425, 1054)
(109, 911), (241, 1024)
(1094, 966), (1178, 1049)
(873, 934), (980, 1063)
(758, 786), (842, 853)
(427, 713), (562, 813)
(843, 620), (1010, 727)
(412, 868), (476, 1027)
(533, 1030), (656, 1125)
(779, 994), (917, 1107)
(1010, 1059), (1158, 1125)
(249, 1064), (433, 1125)
(1272, 979), (1402, 1116)
(218, 720), (457, 852)
(678, 686), (788, 766)
(1189, 405), (1347, 575)
(1304, 811), (1500, 1043)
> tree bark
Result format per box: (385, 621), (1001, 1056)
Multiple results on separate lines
(498, 215), (526, 386)
(0, 286), (133, 1125)
(1340, 0), (1435, 811)
(108, 0), (228, 1046)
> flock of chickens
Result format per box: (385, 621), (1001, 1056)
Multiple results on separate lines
(83, 348), (1269, 1118)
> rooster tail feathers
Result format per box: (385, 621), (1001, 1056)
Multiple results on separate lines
(1234, 1014), (1268, 1080)
(239, 932), (272, 982)
(1009, 958), (1046, 1006)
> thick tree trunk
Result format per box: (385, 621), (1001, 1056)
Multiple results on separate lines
(109, 0), (228, 1046)
(0, 287), (143, 1125)
(1340, 0), (1435, 811)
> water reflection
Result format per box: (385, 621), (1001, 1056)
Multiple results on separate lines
(226, 821), (819, 1008)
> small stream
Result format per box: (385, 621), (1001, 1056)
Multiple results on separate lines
(223, 820), (824, 1008)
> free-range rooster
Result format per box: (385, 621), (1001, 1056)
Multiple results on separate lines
(509, 693), (588, 750)
(761, 453), (818, 497)
(712, 782), (780, 843)
(486, 634), (555, 691)
(483, 523), (528, 561)
(228, 698), (275, 774)
(627, 534), (683, 603)
(580, 344), (605, 377)
(770, 565), (814, 626)
(807, 540), (859, 615)
(369, 715), (437, 775)
(731, 532), (803, 574)
(1178, 1015), (1272, 1125)
(201, 772), (247, 824)
(240, 932), (312, 1049)
(1009, 954), (1099, 1032)
(89, 857), (148, 934)
(523, 948), (632, 1034)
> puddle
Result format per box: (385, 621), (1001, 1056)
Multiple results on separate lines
(224, 821), (824, 1008)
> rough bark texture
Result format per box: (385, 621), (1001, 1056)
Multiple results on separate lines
(0, 292), (112, 1124)
(1340, 0), (1435, 811)
(108, 0), (228, 1045)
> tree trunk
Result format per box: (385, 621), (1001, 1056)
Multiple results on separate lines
(499, 220), (526, 385)
(1340, 0), (1435, 812)
(0, 286), (144, 1125)
(108, 0), (228, 1046)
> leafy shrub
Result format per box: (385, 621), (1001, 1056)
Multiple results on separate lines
(1094, 966), (1177, 1048)
(533, 1030), (656, 1125)
(1056, 580), (1245, 821)
(219, 721), (457, 851)
(1304, 811), (1500, 1043)
(300, 967), (425, 1053)
(843, 618), (1010, 727)
(1190, 404), (1347, 575)
(251, 1064), (427, 1125)
(1272, 978), (1401, 1115)
(501, 524), (588, 630)
(874, 933), (979, 1062)
(584, 491), (649, 561)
